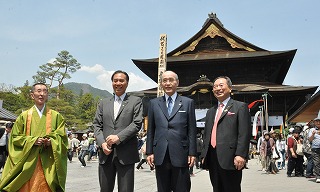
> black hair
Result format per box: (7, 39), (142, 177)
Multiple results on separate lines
(30, 83), (48, 93)
(5, 122), (14, 129)
(213, 76), (232, 88)
(111, 70), (129, 82)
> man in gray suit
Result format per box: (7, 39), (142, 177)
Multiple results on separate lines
(146, 71), (197, 192)
(201, 76), (251, 192)
(93, 70), (143, 192)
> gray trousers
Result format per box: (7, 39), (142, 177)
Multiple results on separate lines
(312, 149), (320, 179)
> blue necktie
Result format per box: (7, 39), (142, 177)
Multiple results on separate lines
(168, 96), (173, 115)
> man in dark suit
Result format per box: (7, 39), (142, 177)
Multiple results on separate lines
(146, 70), (197, 192)
(93, 70), (143, 192)
(201, 76), (251, 192)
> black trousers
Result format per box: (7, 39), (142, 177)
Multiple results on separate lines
(287, 155), (304, 176)
(99, 156), (134, 192)
(0, 146), (6, 169)
(67, 149), (73, 162)
(208, 146), (242, 192)
(155, 150), (191, 192)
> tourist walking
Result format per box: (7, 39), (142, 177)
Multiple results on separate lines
(78, 134), (89, 167)
(287, 128), (304, 177)
(308, 115), (320, 183)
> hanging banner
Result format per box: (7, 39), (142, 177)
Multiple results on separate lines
(263, 93), (269, 132)
(252, 111), (261, 136)
(157, 34), (167, 97)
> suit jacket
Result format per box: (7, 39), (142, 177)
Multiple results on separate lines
(93, 94), (143, 165)
(146, 95), (197, 167)
(201, 99), (251, 170)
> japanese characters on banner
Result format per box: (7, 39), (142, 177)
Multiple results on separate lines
(157, 34), (167, 97)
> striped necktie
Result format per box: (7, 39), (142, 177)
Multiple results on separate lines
(168, 96), (173, 115)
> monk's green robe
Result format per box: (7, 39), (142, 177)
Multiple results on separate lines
(0, 106), (68, 192)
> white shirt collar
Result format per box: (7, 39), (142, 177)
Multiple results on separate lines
(165, 92), (177, 102)
(35, 104), (46, 118)
(114, 93), (126, 102)
(218, 97), (230, 107)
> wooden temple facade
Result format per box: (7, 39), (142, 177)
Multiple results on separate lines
(131, 13), (318, 128)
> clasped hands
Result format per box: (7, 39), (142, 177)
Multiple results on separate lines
(102, 135), (120, 155)
(234, 156), (246, 170)
(34, 137), (51, 147)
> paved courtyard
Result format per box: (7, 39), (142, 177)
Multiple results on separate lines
(66, 157), (320, 191)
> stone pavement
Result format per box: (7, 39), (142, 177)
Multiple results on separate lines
(66, 157), (320, 192)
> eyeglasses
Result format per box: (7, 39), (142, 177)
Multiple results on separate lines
(213, 83), (226, 89)
(33, 89), (48, 94)
(162, 78), (176, 84)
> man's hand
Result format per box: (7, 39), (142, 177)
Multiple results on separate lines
(188, 156), (196, 167)
(43, 138), (51, 147)
(147, 154), (155, 168)
(233, 156), (246, 170)
(106, 135), (120, 146)
(291, 152), (297, 158)
(101, 142), (112, 155)
(35, 137), (44, 146)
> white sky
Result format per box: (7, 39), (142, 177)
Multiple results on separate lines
(0, 0), (319, 93)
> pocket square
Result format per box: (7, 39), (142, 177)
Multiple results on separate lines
(178, 110), (186, 112)
(227, 111), (235, 115)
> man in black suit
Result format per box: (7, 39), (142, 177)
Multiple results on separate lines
(93, 70), (143, 192)
(146, 70), (197, 192)
(201, 76), (251, 192)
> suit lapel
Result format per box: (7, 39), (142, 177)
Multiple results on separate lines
(218, 99), (234, 121)
(211, 105), (218, 125)
(158, 96), (169, 119)
(106, 97), (116, 122)
(158, 95), (183, 119)
(170, 95), (182, 119)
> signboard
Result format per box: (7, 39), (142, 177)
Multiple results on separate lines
(157, 34), (167, 97)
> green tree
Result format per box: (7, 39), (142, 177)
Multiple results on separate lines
(77, 93), (96, 123)
(32, 50), (81, 99)
(47, 98), (77, 129)
(0, 81), (33, 115)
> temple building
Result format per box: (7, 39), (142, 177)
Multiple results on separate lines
(131, 13), (318, 130)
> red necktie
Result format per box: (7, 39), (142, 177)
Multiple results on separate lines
(211, 103), (224, 148)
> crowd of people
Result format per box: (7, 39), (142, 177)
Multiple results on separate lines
(0, 70), (318, 192)
(255, 117), (320, 183)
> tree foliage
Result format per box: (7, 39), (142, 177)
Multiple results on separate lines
(0, 50), (100, 131)
(77, 93), (96, 122)
(32, 50), (81, 99)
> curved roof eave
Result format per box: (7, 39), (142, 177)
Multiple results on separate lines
(168, 16), (266, 56)
(133, 50), (296, 64)
(287, 89), (320, 122)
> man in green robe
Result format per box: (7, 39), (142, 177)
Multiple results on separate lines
(0, 83), (68, 192)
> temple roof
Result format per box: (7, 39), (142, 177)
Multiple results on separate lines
(130, 81), (317, 97)
(167, 12), (266, 56)
(132, 13), (296, 86)
(0, 107), (17, 121)
(287, 90), (320, 123)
